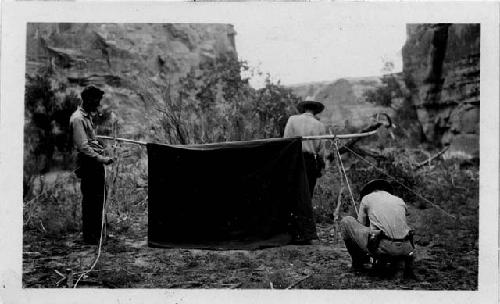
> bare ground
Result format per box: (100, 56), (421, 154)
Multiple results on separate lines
(23, 203), (478, 290)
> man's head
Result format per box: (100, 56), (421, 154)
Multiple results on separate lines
(81, 86), (105, 113)
(297, 96), (325, 115)
(360, 179), (394, 200)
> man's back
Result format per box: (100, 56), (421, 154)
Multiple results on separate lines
(284, 113), (326, 154)
(358, 191), (410, 239)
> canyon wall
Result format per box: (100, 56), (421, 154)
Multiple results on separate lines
(402, 24), (479, 158)
(25, 23), (237, 173)
(26, 23), (237, 137)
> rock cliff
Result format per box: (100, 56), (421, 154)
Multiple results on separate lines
(402, 24), (479, 158)
(24, 23), (237, 174)
(26, 23), (237, 137)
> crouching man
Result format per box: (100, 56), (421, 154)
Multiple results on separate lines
(340, 179), (416, 279)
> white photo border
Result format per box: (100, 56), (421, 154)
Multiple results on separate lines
(0, 2), (498, 303)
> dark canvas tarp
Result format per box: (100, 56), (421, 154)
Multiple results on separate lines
(147, 137), (317, 250)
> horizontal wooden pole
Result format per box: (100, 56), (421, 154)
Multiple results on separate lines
(97, 130), (378, 147)
(97, 135), (147, 146)
(302, 130), (378, 140)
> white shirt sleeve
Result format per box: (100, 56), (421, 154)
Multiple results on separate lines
(283, 117), (293, 138)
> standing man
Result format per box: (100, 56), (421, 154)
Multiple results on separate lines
(340, 179), (415, 278)
(70, 86), (113, 245)
(284, 96), (327, 197)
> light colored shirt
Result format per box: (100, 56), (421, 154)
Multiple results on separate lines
(357, 190), (411, 239)
(283, 113), (326, 156)
(69, 107), (105, 161)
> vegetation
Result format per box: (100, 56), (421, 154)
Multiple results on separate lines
(24, 70), (80, 197)
(151, 55), (300, 145)
(361, 71), (423, 146)
(23, 55), (478, 290)
(363, 74), (403, 108)
(23, 143), (479, 289)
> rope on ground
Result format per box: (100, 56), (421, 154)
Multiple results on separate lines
(73, 169), (107, 288)
(343, 145), (456, 220)
(333, 139), (359, 217)
(415, 146), (449, 169)
(286, 273), (313, 289)
(74, 134), (119, 288)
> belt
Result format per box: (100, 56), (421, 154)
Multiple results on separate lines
(379, 230), (414, 245)
(368, 230), (415, 255)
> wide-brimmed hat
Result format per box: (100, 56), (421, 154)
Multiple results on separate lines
(360, 179), (394, 199)
(297, 96), (325, 114)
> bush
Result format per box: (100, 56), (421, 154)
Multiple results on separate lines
(154, 55), (300, 145)
(312, 146), (478, 224)
(362, 74), (403, 108)
(23, 172), (81, 235)
(24, 69), (114, 198)
(312, 150), (420, 222)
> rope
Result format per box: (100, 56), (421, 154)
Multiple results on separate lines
(343, 145), (456, 220)
(332, 139), (359, 217)
(74, 132), (118, 288)
(73, 168), (108, 288)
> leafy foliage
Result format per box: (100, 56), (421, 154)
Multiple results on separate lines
(23, 69), (114, 197)
(23, 57), (478, 290)
(362, 74), (403, 108)
(361, 72), (423, 146)
(155, 55), (300, 145)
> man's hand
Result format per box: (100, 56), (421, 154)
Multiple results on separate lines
(99, 156), (114, 165)
(89, 140), (105, 155)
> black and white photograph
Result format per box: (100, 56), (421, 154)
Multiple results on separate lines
(0, 2), (498, 303)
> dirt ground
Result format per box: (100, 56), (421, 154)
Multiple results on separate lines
(23, 202), (478, 290)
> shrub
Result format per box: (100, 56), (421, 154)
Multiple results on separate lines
(24, 68), (113, 198)
(362, 74), (403, 108)
(151, 55), (300, 145)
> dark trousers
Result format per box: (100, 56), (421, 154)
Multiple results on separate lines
(303, 153), (321, 197)
(78, 157), (106, 244)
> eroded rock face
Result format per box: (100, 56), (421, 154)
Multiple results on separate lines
(26, 23), (237, 137)
(25, 23), (237, 173)
(402, 24), (479, 158)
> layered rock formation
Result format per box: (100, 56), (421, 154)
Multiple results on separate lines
(26, 23), (237, 137)
(289, 77), (393, 130)
(24, 23), (237, 174)
(402, 24), (479, 158)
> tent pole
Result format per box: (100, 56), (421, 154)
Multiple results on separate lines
(302, 130), (378, 140)
(97, 135), (147, 146)
(96, 130), (378, 147)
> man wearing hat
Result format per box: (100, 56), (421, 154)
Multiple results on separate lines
(284, 96), (327, 197)
(340, 179), (415, 278)
(70, 86), (113, 244)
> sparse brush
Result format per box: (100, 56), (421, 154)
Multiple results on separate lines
(312, 147), (478, 224)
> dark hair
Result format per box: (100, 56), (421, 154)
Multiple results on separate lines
(81, 86), (104, 110)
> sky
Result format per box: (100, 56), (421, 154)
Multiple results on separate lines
(234, 22), (407, 89)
